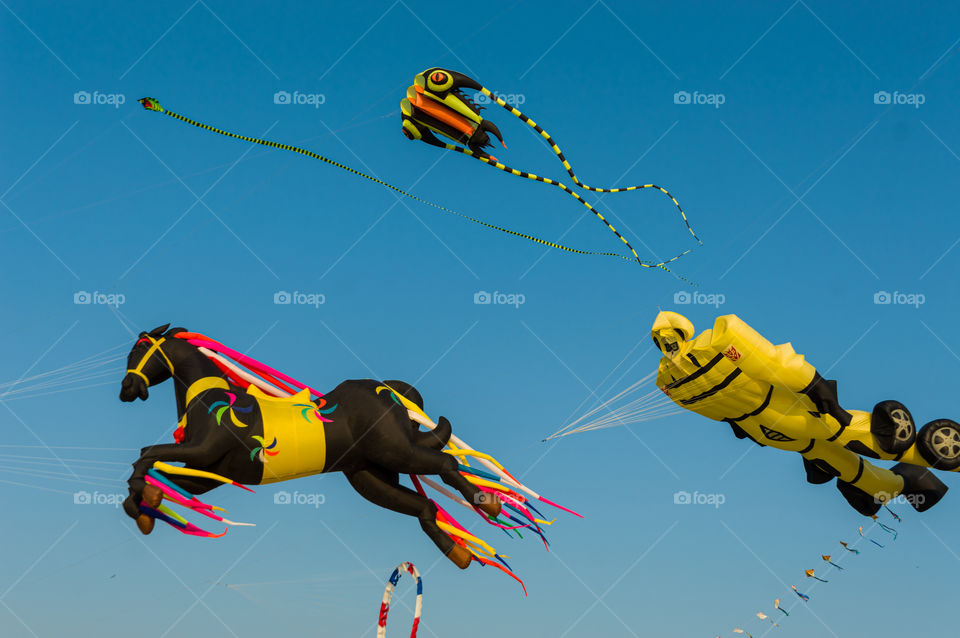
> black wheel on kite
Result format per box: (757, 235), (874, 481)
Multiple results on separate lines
(916, 419), (960, 470)
(871, 400), (916, 454)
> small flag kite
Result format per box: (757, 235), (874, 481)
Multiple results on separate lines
(792, 585), (810, 602)
(733, 629), (753, 637)
(774, 598), (790, 616)
(821, 555), (844, 570)
(757, 612), (778, 627)
(805, 569), (828, 583)
(840, 541), (860, 555)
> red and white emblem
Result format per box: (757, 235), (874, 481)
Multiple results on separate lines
(722, 344), (742, 361)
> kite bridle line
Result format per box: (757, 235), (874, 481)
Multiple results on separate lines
(137, 97), (681, 271)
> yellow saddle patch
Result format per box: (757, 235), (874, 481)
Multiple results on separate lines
(248, 385), (329, 483)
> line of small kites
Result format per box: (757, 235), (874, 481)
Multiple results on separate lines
(719, 507), (901, 638)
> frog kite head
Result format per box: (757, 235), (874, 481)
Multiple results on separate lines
(400, 67), (505, 158)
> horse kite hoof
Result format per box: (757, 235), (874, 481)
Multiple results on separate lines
(446, 543), (473, 569)
(475, 492), (502, 519)
(142, 484), (163, 508)
(136, 513), (156, 535)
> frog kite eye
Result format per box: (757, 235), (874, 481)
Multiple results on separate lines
(422, 68), (458, 92)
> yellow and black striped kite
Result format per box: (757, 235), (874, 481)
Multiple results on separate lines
(138, 78), (696, 275)
(400, 67), (702, 269)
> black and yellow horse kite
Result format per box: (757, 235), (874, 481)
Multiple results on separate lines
(400, 67), (701, 269)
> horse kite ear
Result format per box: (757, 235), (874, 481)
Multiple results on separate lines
(148, 323), (170, 338)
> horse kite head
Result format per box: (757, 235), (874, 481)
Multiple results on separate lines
(120, 323), (185, 402)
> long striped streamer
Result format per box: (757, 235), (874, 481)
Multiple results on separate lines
(454, 86), (702, 265)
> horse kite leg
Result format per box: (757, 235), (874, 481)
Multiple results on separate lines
(382, 380), (451, 450)
(369, 428), (501, 518)
(345, 465), (473, 568)
(123, 441), (229, 532)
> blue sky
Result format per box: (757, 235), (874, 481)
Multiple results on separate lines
(2, 1), (959, 636)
